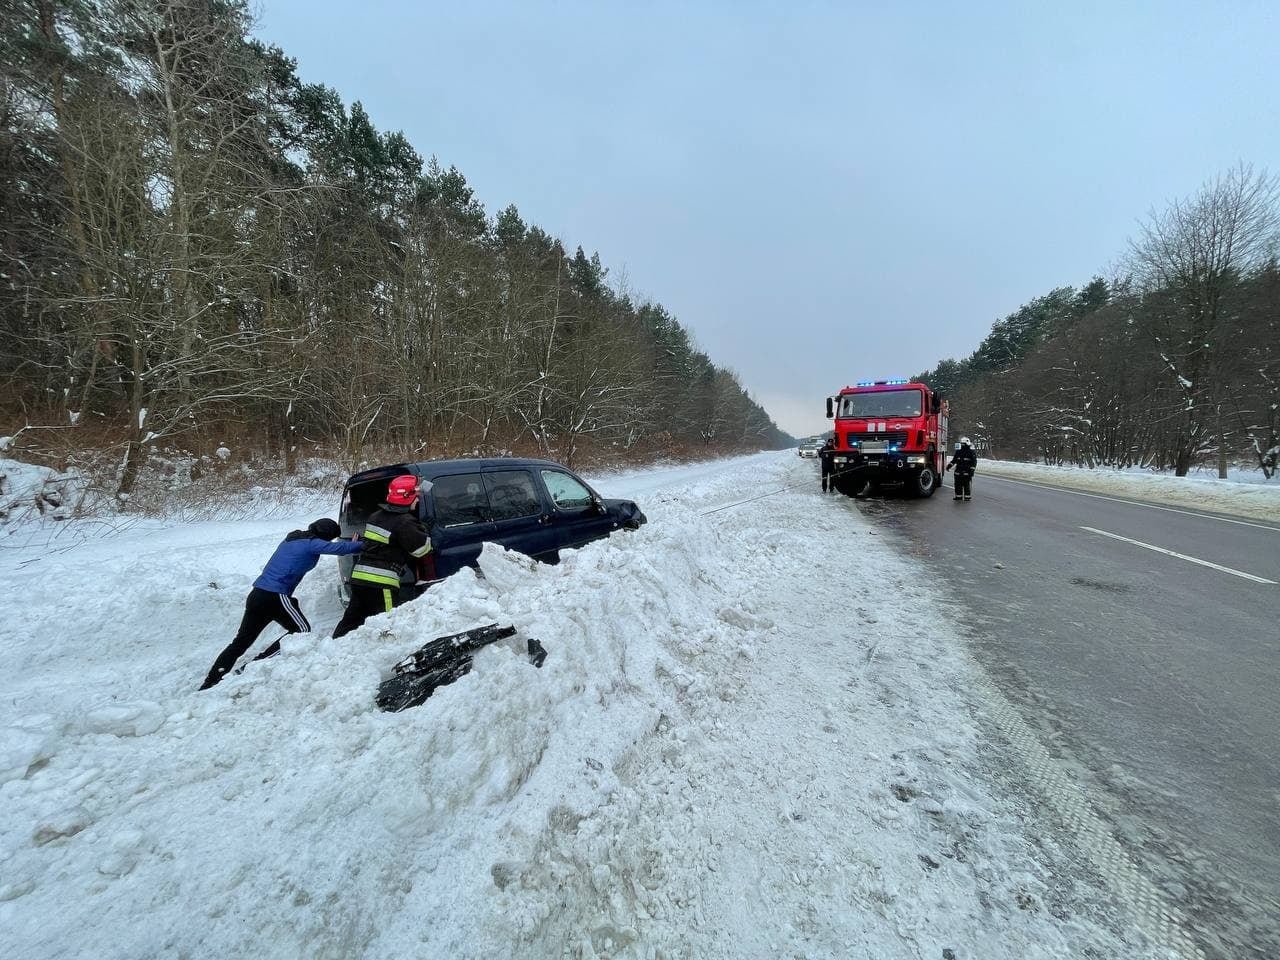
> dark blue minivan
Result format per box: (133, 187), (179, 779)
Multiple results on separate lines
(338, 457), (646, 601)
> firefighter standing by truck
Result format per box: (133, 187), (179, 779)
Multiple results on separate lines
(333, 475), (434, 638)
(946, 437), (978, 500)
(819, 436), (836, 492)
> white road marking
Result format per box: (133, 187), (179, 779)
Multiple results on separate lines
(1080, 526), (1277, 584)
(986, 474), (1280, 532)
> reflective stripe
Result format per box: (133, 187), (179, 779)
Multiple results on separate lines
(362, 524), (391, 544)
(279, 594), (310, 632)
(409, 542), (433, 558)
(352, 564), (400, 586)
(382, 589), (393, 613)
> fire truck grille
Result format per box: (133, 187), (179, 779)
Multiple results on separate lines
(849, 431), (909, 447)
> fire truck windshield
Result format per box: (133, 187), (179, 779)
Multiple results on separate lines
(839, 390), (922, 419)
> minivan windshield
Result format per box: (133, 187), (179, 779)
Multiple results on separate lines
(839, 390), (922, 419)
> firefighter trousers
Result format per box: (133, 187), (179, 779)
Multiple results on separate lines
(333, 582), (405, 639)
(954, 472), (973, 498)
(201, 588), (311, 689)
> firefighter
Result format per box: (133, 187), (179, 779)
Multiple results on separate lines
(819, 437), (837, 492)
(946, 437), (978, 500)
(332, 474), (434, 638)
(199, 518), (363, 689)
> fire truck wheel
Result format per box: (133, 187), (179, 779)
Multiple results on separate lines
(850, 478), (874, 499)
(912, 468), (937, 498)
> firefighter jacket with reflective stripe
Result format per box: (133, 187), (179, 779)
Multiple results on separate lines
(948, 447), (978, 477)
(352, 505), (433, 587)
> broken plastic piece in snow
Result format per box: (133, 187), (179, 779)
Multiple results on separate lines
(527, 638), (548, 668)
(376, 624), (547, 713)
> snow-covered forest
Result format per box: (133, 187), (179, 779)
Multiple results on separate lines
(919, 165), (1280, 478)
(0, 1), (790, 500)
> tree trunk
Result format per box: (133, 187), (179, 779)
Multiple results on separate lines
(151, 22), (200, 401)
(1174, 447), (1192, 477)
(1216, 404), (1228, 478)
(117, 336), (148, 497)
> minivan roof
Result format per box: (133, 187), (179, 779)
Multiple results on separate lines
(345, 456), (570, 489)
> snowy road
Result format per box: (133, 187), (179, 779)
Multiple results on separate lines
(1, 453), (1176, 959)
(859, 471), (1280, 960)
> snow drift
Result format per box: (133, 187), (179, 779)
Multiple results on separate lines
(0, 453), (1165, 959)
(981, 459), (1279, 522)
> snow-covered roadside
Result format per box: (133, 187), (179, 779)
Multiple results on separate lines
(981, 459), (1280, 523)
(1, 452), (1164, 959)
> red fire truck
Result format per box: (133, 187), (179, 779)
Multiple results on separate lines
(824, 379), (948, 498)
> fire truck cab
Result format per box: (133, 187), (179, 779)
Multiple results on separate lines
(824, 379), (948, 498)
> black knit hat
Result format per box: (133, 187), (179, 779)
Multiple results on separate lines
(308, 518), (341, 541)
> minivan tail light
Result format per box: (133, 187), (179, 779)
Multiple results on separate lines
(417, 552), (437, 584)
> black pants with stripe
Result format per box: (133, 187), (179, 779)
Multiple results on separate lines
(954, 471), (973, 498)
(200, 587), (311, 689)
(332, 582), (403, 639)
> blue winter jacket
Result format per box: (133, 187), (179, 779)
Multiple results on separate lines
(253, 532), (363, 595)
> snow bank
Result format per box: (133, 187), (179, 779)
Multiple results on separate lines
(0, 453), (1163, 959)
(0, 458), (89, 523)
(982, 459), (1280, 523)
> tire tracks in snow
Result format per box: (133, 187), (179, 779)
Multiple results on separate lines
(962, 669), (1206, 959)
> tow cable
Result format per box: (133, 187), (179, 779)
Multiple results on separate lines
(698, 463), (873, 517)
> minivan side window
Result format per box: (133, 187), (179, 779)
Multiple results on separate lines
(431, 473), (489, 527)
(541, 470), (593, 510)
(483, 471), (542, 521)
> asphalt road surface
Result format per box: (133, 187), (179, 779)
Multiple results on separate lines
(852, 472), (1279, 960)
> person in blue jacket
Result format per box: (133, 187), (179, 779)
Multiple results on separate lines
(199, 518), (362, 689)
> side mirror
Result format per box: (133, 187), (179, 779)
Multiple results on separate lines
(591, 496), (607, 515)
(931, 394), (942, 414)
(825, 397), (834, 419)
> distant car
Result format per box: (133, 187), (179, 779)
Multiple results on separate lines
(338, 457), (646, 602)
(798, 438), (823, 458)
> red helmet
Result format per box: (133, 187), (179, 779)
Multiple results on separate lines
(386, 474), (420, 506)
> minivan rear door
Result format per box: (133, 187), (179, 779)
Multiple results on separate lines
(481, 468), (559, 561)
(339, 466), (417, 595)
(426, 471), (495, 578)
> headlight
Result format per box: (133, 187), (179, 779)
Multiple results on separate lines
(907, 455), (926, 464)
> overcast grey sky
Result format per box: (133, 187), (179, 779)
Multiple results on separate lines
(255, 1), (1279, 437)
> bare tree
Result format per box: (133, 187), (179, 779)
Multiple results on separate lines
(1128, 164), (1280, 474)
